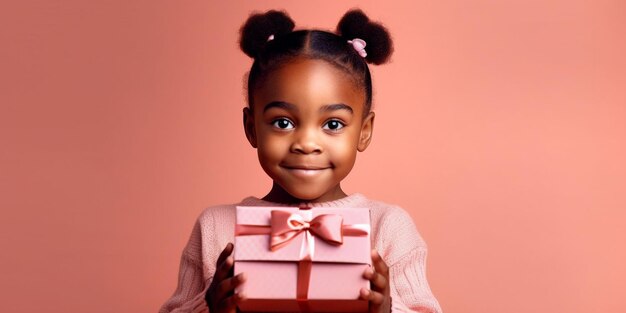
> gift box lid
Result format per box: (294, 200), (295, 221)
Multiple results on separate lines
(234, 206), (371, 264)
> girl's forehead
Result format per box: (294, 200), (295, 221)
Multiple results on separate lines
(252, 58), (365, 114)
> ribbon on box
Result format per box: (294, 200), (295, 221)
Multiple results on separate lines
(235, 209), (370, 310)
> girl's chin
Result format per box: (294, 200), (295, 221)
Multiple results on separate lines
(282, 188), (343, 203)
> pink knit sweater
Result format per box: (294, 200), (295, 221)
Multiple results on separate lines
(159, 193), (442, 313)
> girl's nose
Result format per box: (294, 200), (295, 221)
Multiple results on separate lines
(290, 128), (322, 154)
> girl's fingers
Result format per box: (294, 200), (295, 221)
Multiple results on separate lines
(359, 288), (385, 305)
(363, 266), (387, 291)
(214, 273), (247, 302)
(213, 255), (234, 284)
(371, 250), (389, 277)
(215, 242), (234, 270)
(219, 292), (247, 313)
(363, 250), (391, 312)
(214, 243), (235, 284)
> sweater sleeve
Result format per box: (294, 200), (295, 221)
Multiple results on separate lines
(159, 217), (213, 313)
(158, 252), (211, 313)
(379, 206), (443, 313)
(389, 246), (442, 313)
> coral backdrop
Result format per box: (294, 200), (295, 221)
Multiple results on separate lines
(1, 1), (624, 312)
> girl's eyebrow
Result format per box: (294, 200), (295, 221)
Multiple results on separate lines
(263, 101), (297, 113)
(263, 101), (353, 115)
(320, 103), (353, 115)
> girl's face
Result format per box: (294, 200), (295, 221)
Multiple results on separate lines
(243, 57), (375, 203)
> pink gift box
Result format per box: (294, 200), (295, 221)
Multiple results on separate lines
(234, 205), (372, 312)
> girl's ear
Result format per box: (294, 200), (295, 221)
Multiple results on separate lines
(357, 111), (375, 152)
(243, 107), (258, 148)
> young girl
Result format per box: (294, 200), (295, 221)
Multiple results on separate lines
(159, 9), (442, 313)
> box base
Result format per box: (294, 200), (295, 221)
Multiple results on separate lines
(238, 299), (368, 313)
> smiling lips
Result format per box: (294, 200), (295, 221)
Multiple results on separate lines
(282, 164), (330, 177)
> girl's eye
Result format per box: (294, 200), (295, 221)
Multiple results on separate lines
(271, 118), (294, 130)
(323, 119), (345, 131)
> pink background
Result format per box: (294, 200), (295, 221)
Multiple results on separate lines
(1, 1), (624, 312)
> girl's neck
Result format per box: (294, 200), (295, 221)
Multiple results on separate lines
(261, 182), (348, 204)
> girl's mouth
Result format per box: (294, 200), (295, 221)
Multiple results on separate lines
(282, 165), (331, 177)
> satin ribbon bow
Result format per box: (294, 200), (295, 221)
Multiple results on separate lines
(270, 210), (344, 252)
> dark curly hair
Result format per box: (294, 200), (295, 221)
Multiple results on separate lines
(238, 8), (394, 119)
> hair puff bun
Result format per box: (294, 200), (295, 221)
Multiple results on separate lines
(239, 10), (295, 58)
(336, 9), (394, 65)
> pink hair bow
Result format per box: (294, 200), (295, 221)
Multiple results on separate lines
(347, 38), (367, 58)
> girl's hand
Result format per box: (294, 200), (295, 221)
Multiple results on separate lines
(205, 243), (247, 313)
(360, 250), (391, 313)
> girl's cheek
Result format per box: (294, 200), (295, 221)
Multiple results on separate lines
(259, 134), (288, 152)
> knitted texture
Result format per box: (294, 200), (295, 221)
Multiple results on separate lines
(159, 193), (442, 313)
